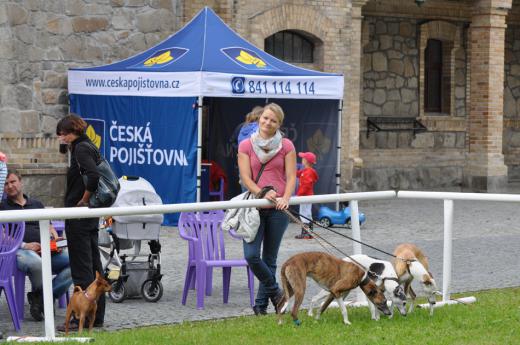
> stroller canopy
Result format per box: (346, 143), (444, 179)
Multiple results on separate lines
(112, 176), (164, 224)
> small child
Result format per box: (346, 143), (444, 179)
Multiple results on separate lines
(0, 151), (7, 194)
(295, 152), (318, 239)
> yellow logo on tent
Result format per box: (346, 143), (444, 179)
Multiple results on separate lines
(306, 129), (331, 159)
(86, 125), (101, 149)
(144, 51), (174, 67)
(235, 50), (266, 68)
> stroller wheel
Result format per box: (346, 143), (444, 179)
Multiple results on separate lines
(141, 279), (163, 302)
(109, 281), (126, 303)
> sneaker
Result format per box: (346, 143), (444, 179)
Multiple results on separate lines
(27, 291), (44, 321)
(269, 289), (285, 314)
(252, 305), (267, 316)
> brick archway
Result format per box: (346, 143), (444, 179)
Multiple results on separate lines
(248, 4), (332, 70)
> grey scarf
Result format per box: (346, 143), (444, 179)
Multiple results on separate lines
(250, 129), (283, 163)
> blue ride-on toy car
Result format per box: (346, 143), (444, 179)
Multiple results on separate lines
(317, 202), (366, 228)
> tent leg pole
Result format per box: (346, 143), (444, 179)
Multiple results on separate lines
(336, 99), (342, 210)
(197, 96), (203, 202)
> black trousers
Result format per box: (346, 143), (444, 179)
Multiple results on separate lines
(65, 218), (105, 324)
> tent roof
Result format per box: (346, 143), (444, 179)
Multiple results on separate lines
(68, 7), (343, 99)
(73, 7), (338, 77)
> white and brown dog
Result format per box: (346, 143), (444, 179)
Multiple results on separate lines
(276, 251), (391, 326)
(308, 254), (407, 320)
(393, 243), (440, 315)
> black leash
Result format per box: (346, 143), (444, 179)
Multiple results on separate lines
(283, 208), (373, 274)
(290, 209), (400, 260)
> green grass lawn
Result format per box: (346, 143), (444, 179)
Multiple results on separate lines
(54, 287), (520, 345)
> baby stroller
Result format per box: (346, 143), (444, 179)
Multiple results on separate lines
(100, 176), (164, 303)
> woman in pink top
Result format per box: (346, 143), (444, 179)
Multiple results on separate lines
(238, 103), (296, 316)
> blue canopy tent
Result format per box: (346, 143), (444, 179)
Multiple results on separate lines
(68, 7), (344, 225)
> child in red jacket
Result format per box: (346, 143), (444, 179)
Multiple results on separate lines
(295, 152), (318, 239)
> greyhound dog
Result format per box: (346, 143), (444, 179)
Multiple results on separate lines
(276, 252), (391, 326)
(308, 254), (407, 320)
(393, 243), (440, 315)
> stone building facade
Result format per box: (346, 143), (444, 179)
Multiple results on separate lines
(1, 0), (519, 205)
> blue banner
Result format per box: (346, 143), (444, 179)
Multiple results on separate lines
(69, 94), (198, 225)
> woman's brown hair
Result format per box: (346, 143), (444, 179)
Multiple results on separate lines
(56, 114), (87, 136)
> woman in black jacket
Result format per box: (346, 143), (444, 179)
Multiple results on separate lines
(56, 114), (106, 330)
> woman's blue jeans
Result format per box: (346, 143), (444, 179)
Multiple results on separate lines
(243, 209), (289, 308)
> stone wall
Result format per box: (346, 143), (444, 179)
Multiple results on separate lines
(0, 0), (180, 205)
(363, 16), (419, 118)
(359, 15), (468, 191)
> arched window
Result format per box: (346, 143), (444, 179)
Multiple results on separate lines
(264, 30), (314, 63)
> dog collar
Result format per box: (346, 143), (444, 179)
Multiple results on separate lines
(84, 291), (96, 303)
(359, 274), (371, 287)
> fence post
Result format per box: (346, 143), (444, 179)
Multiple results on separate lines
(350, 199), (365, 304)
(350, 200), (362, 255)
(39, 220), (56, 339)
(442, 199), (453, 302)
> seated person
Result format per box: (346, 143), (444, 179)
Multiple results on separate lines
(0, 170), (72, 321)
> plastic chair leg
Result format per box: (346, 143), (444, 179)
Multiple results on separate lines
(4, 284), (22, 331)
(14, 269), (25, 321)
(58, 293), (67, 309)
(182, 265), (195, 305)
(247, 267), (255, 307)
(205, 267), (213, 296)
(196, 263), (206, 310)
(222, 267), (231, 304)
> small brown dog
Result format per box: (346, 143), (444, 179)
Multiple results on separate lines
(65, 271), (112, 335)
(277, 251), (391, 326)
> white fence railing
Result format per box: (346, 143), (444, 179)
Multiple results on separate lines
(2, 189), (520, 341)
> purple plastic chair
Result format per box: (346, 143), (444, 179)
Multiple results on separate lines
(0, 221), (25, 331)
(179, 210), (254, 309)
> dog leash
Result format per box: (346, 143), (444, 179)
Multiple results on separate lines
(292, 209), (418, 264)
(258, 187), (393, 277)
(257, 186), (372, 273)
(282, 208), (373, 274)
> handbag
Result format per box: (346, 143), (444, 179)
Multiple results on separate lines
(76, 141), (120, 208)
(222, 164), (266, 243)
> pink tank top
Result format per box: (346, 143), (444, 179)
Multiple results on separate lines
(238, 138), (295, 197)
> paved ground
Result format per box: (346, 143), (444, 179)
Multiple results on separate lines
(2, 186), (520, 338)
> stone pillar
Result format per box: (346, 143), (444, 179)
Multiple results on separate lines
(344, 0), (368, 190)
(464, 0), (512, 191)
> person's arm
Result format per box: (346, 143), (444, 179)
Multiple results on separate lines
(75, 143), (99, 206)
(276, 149), (296, 210)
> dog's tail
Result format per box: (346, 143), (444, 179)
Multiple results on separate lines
(279, 264), (293, 314)
(73, 285), (83, 294)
